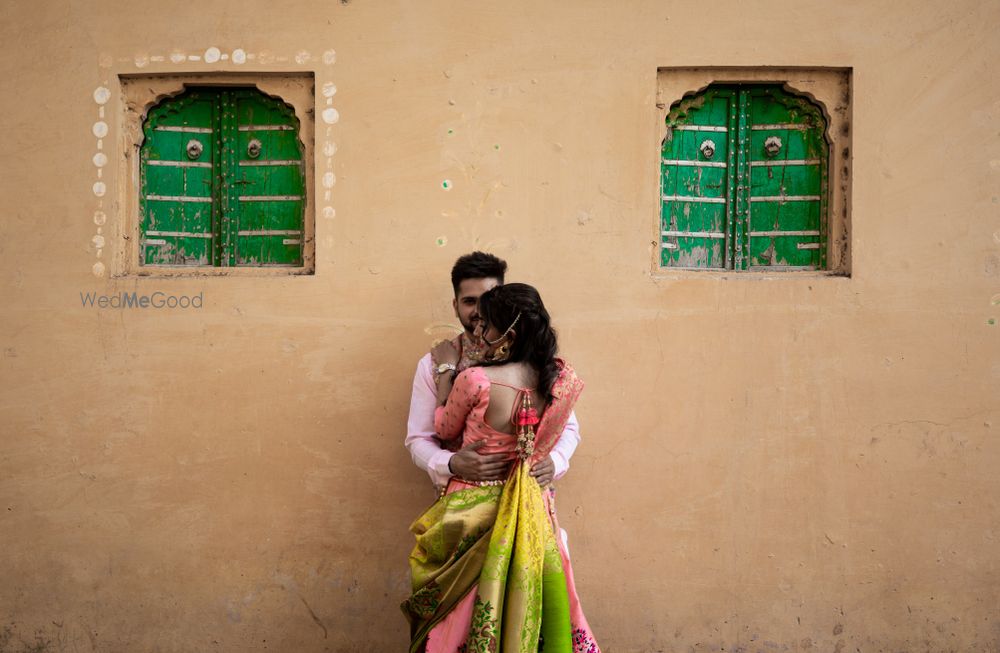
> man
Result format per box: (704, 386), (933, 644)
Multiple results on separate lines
(405, 251), (580, 492)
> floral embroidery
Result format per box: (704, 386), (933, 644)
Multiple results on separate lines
(452, 527), (489, 561)
(404, 580), (441, 620)
(572, 627), (599, 653)
(466, 596), (498, 653)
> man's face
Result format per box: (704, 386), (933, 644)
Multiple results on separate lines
(453, 277), (500, 335)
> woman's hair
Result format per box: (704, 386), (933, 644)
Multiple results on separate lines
(477, 283), (560, 402)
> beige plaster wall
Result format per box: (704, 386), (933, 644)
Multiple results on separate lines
(1, 1), (998, 651)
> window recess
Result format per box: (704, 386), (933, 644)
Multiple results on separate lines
(660, 84), (829, 271)
(140, 87), (306, 267)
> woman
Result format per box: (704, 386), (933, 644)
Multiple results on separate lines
(402, 283), (601, 653)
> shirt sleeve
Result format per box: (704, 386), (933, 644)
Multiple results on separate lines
(404, 354), (454, 486)
(434, 368), (485, 442)
(549, 410), (580, 481)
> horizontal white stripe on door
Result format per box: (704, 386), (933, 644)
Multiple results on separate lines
(153, 126), (213, 133)
(237, 125), (295, 131)
(237, 230), (303, 236)
(751, 124), (811, 131)
(749, 195), (821, 202)
(145, 230), (213, 238)
(238, 160), (303, 166)
(237, 195), (303, 201)
(662, 195), (726, 204)
(662, 230), (726, 239)
(749, 159), (820, 167)
(748, 230), (820, 237)
(146, 160), (212, 168)
(144, 194), (212, 203)
(662, 159), (727, 168)
(671, 125), (728, 132)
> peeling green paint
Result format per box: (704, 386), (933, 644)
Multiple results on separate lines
(661, 84), (829, 271)
(140, 87), (305, 267)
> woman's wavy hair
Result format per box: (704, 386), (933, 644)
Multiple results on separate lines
(477, 283), (560, 402)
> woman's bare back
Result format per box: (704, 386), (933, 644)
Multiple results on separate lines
(480, 362), (547, 435)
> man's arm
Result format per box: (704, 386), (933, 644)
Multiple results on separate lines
(404, 353), (454, 488)
(550, 410), (580, 481)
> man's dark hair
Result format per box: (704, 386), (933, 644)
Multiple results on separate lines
(450, 251), (507, 295)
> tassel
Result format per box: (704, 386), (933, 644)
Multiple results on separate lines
(515, 392), (538, 459)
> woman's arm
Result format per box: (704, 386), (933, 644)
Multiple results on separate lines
(434, 369), (484, 441)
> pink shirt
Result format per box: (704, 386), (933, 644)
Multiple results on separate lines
(405, 353), (581, 489)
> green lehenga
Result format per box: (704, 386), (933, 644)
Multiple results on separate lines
(402, 363), (599, 653)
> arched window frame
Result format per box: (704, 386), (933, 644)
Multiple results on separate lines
(117, 74), (316, 276)
(656, 68), (852, 276)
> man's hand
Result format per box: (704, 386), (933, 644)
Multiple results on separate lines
(450, 440), (510, 481)
(529, 455), (555, 487)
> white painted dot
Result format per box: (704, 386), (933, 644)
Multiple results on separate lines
(322, 50), (337, 65)
(92, 234), (106, 249)
(93, 87), (111, 105)
(92, 261), (106, 277)
(92, 121), (108, 138)
(436, 236), (448, 247)
(295, 50), (310, 64)
(134, 54), (149, 68)
(93, 210), (107, 226)
(321, 82), (338, 98)
(93, 152), (108, 168)
(322, 172), (336, 188)
(322, 206), (336, 219)
(231, 49), (246, 65)
(93, 182), (106, 197)
(322, 108), (339, 124)
(188, 55), (201, 62)
(322, 142), (337, 157)
(170, 51), (186, 64)
(204, 47), (221, 64)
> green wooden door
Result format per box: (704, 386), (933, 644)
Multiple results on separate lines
(140, 88), (305, 267)
(661, 84), (828, 270)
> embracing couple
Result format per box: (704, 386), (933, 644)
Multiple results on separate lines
(402, 252), (601, 653)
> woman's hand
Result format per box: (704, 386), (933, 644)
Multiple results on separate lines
(431, 339), (460, 366)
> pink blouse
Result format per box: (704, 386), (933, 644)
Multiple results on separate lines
(434, 367), (524, 463)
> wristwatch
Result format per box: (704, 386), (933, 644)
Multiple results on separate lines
(435, 362), (457, 376)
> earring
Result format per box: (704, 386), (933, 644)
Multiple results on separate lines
(489, 340), (511, 362)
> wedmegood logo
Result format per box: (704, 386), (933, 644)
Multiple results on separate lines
(79, 291), (204, 309)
